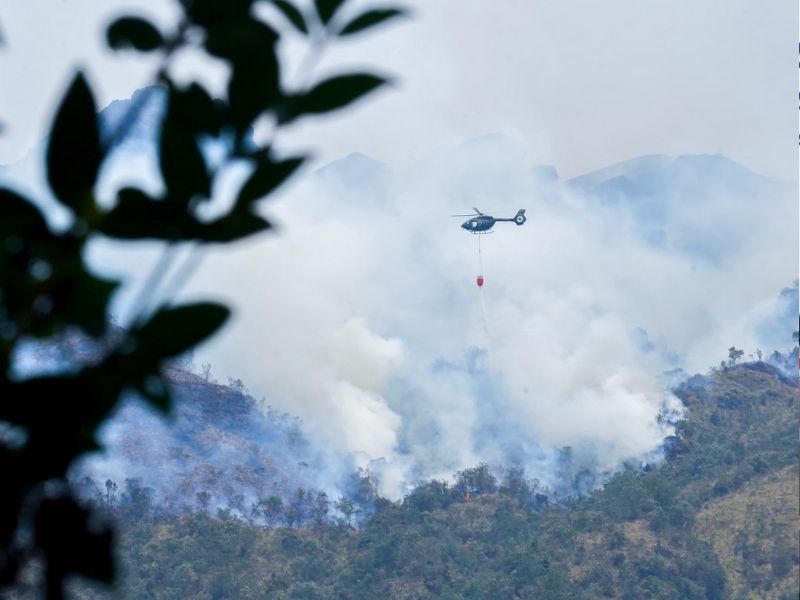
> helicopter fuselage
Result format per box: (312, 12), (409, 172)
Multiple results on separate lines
(457, 208), (526, 233)
(461, 216), (497, 232)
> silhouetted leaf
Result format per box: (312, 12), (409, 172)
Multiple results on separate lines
(0, 188), (57, 331)
(227, 60), (280, 132)
(0, 468), (23, 584)
(236, 155), (304, 206)
(54, 267), (119, 338)
(160, 91), (210, 203)
(314, 0), (345, 25)
(183, 0), (253, 27)
(0, 188), (115, 338)
(279, 73), (387, 124)
(101, 188), (193, 241)
(272, 0), (308, 34)
(0, 188), (48, 238)
(46, 72), (102, 215)
(205, 18), (280, 131)
(35, 495), (115, 588)
(339, 8), (406, 36)
(137, 303), (230, 359)
(102, 188), (269, 243)
(2, 0), (402, 593)
(171, 83), (222, 135)
(205, 17), (278, 62)
(135, 373), (171, 412)
(200, 211), (272, 242)
(8, 378), (114, 482)
(107, 17), (164, 51)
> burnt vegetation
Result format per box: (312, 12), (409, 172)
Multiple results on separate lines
(7, 356), (796, 600)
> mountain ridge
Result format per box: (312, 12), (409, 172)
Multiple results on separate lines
(39, 358), (798, 600)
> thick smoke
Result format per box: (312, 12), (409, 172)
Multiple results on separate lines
(4, 91), (796, 499)
(181, 134), (796, 497)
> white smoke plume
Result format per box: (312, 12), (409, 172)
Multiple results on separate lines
(3, 93), (796, 499)
(170, 134), (796, 498)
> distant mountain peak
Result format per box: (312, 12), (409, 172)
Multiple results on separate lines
(568, 153), (769, 191)
(99, 85), (166, 149)
(568, 154), (673, 189)
(316, 152), (388, 174)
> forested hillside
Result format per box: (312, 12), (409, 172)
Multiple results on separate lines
(7, 361), (798, 600)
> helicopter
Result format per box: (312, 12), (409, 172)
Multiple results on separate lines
(453, 208), (527, 233)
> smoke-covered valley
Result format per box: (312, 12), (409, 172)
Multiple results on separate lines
(178, 123), (796, 500)
(4, 88), (797, 505)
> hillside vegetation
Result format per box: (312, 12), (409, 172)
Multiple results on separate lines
(7, 362), (797, 600)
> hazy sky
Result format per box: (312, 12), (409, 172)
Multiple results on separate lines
(0, 0), (797, 181)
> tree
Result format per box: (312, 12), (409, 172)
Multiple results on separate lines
(0, 0), (404, 596)
(286, 488), (312, 526)
(499, 465), (533, 504)
(259, 495), (284, 526)
(404, 479), (452, 513)
(454, 463), (497, 497)
(334, 496), (356, 525)
(104, 479), (118, 510)
(347, 468), (382, 517)
(311, 491), (330, 526)
(227, 377), (247, 394)
(196, 490), (211, 514)
(727, 346), (744, 366)
(120, 479), (154, 524)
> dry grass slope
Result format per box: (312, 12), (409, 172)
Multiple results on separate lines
(695, 464), (799, 600)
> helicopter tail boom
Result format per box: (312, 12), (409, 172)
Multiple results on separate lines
(494, 209), (527, 225)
